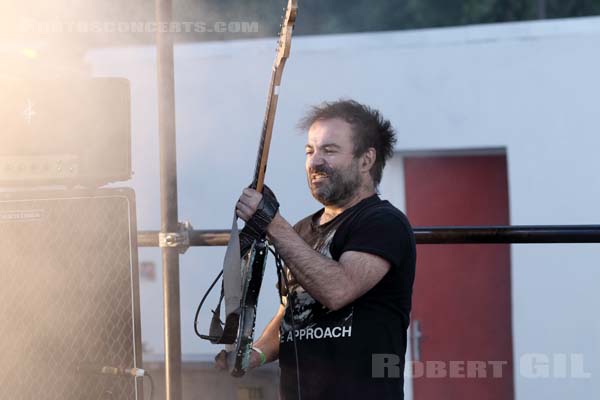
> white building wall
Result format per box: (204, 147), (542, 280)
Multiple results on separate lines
(87, 16), (600, 400)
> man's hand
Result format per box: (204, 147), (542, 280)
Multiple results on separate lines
(237, 186), (279, 256)
(214, 348), (265, 371)
(214, 350), (229, 371)
(236, 188), (263, 222)
(236, 186), (279, 223)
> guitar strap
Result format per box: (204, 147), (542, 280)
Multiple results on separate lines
(207, 212), (243, 344)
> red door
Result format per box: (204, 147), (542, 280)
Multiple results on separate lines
(404, 154), (514, 400)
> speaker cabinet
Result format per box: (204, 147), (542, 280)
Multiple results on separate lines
(0, 188), (142, 400)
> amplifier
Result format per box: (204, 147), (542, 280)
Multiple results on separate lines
(0, 78), (131, 186)
(0, 188), (142, 400)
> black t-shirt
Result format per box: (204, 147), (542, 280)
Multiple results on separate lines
(279, 194), (416, 400)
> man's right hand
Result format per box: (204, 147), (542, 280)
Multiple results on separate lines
(214, 350), (230, 371)
(214, 349), (264, 371)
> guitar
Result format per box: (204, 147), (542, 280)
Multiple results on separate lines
(229, 0), (298, 377)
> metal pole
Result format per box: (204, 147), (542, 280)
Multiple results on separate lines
(537, 0), (547, 19)
(138, 225), (600, 246)
(155, 0), (182, 398)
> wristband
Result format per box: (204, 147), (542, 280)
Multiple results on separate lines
(252, 346), (267, 366)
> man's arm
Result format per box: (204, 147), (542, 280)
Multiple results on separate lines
(236, 187), (390, 312)
(267, 213), (390, 311)
(249, 304), (285, 368)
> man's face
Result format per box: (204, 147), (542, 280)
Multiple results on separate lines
(305, 118), (361, 206)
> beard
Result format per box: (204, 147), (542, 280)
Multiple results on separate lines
(307, 159), (361, 207)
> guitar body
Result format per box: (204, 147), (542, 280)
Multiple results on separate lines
(230, 239), (269, 377)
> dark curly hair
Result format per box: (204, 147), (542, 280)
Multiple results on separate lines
(298, 99), (397, 186)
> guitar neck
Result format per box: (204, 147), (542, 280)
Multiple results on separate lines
(251, 63), (286, 193)
(250, 0), (296, 193)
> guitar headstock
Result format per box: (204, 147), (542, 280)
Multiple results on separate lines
(274, 0), (298, 70)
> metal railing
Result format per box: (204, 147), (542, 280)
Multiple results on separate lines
(138, 225), (600, 248)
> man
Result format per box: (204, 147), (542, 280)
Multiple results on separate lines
(234, 99), (416, 399)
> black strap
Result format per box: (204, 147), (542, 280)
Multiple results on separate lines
(273, 249), (287, 305)
(269, 246), (302, 400)
(195, 281), (240, 344)
(194, 269), (239, 344)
